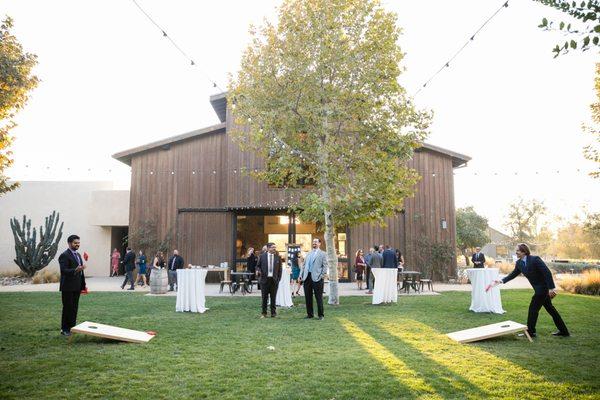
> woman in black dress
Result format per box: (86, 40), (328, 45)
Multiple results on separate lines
(246, 247), (257, 281)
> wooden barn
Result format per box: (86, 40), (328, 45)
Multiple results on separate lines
(113, 93), (470, 281)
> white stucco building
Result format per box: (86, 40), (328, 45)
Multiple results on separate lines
(0, 181), (129, 276)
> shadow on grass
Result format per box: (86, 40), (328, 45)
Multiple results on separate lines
(348, 320), (490, 399)
(377, 319), (592, 399)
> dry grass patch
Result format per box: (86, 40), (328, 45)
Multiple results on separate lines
(31, 269), (60, 284)
(559, 270), (600, 296)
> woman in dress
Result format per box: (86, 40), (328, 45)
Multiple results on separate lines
(110, 248), (120, 277)
(135, 250), (148, 287)
(291, 253), (301, 296)
(148, 251), (164, 286)
(395, 249), (405, 271)
(246, 247), (257, 281)
(355, 249), (367, 290)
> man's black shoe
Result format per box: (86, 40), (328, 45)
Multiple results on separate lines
(318, 316), (324, 321)
(127, 287), (134, 290)
(552, 331), (570, 337)
(60, 330), (72, 337)
(271, 314), (277, 318)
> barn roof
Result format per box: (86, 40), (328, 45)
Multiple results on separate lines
(113, 94), (470, 168)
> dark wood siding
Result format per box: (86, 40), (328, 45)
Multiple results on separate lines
(127, 116), (459, 278)
(225, 109), (296, 208)
(349, 149), (457, 276)
(128, 129), (226, 253)
(177, 212), (233, 266)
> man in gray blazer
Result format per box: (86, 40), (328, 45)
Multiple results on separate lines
(300, 238), (328, 320)
(367, 245), (383, 294)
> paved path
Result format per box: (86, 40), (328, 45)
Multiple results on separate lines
(0, 275), (532, 296)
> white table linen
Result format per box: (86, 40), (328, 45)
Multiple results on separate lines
(176, 269), (208, 313)
(466, 268), (505, 314)
(371, 268), (398, 304)
(276, 267), (294, 307)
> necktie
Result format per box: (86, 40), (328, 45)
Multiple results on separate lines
(308, 251), (315, 273)
(268, 254), (273, 276)
(171, 257), (176, 270)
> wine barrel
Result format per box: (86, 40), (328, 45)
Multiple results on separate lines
(150, 268), (168, 294)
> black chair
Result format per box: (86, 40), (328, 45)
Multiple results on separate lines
(420, 276), (433, 292)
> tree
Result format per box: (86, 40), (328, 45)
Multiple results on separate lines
(583, 63), (600, 178)
(534, 0), (600, 57)
(504, 198), (547, 247)
(0, 17), (39, 195)
(553, 221), (599, 258)
(415, 236), (455, 282)
(583, 212), (600, 254)
(125, 219), (180, 256)
(229, 0), (430, 304)
(456, 206), (490, 266)
(533, 225), (555, 257)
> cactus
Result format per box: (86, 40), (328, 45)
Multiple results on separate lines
(10, 211), (64, 277)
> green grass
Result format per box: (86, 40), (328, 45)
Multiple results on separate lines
(0, 291), (598, 399)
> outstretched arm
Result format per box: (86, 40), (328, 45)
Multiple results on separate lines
(500, 265), (521, 284)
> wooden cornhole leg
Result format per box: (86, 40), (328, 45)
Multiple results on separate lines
(523, 328), (533, 342)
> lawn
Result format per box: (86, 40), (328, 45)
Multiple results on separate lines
(0, 290), (598, 399)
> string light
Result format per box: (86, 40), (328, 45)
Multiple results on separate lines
(130, 0), (223, 91)
(413, 1), (509, 97)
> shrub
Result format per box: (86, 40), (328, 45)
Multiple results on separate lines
(547, 262), (600, 274)
(0, 269), (27, 278)
(496, 262), (515, 274)
(558, 270), (600, 296)
(32, 269), (60, 284)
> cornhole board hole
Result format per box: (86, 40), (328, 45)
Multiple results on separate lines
(447, 320), (532, 343)
(70, 321), (155, 343)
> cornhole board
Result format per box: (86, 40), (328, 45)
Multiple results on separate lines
(447, 320), (532, 343)
(70, 321), (155, 343)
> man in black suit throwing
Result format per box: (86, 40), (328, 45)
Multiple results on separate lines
(256, 242), (282, 318)
(495, 243), (570, 338)
(167, 249), (184, 291)
(121, 247), (136, 290)
(472, 247), (485, 268)
(58, 235), (87, 336)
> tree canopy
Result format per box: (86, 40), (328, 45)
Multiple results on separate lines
(0, 17), (39, 195)
(456, 206), (490, 265)
(534, 0), (600, 57)
(229, 0), (430, 304)
(504, 198), (547, 247)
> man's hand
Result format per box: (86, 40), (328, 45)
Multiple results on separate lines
(549, 289), (557, 299)
(75, 265), (85, 273)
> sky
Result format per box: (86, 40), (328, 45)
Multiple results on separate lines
(2, 0), (599, 232)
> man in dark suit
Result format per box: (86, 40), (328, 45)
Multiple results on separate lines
(366, 245), (383, 294)
(256, 242), (282, 318)
(167, 249), (184, 291)
(58, 234), (87, 336)
(472, 247), (485, 268)
(495, 243), (570, 338)
(121, 247), (136, 290)
(382, 245), (398, 268)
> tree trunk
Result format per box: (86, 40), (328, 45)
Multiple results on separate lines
(462, 249), (470, 266)
(322, 188), (339, 305)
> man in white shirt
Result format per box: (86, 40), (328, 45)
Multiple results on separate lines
(256, 243), (282, 318)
